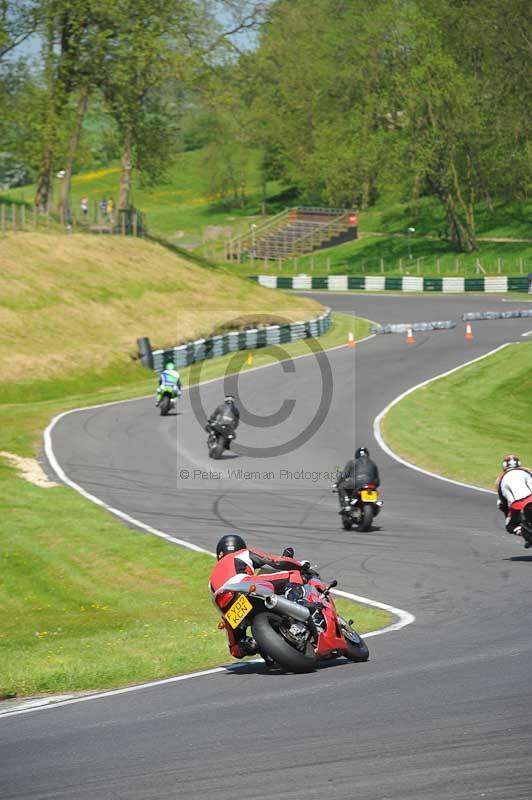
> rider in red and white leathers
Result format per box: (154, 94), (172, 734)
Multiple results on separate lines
(496, 454), (532, 540)
(209, 534), (314, 658)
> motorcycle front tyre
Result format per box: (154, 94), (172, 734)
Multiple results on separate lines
(252, 612), (317, 674)
(339, 620), (370, 663)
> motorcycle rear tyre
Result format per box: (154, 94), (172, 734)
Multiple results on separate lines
(160, 395), (171, 416)
(252, 612), (317, 674)
(212, 440), (224, 459)
(358, 504), (373, 532)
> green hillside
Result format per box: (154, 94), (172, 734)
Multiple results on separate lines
(4, 149), (532, 275)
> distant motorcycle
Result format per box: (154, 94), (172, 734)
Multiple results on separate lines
(207, 421), (235, 459)
(213, 561), (369, 673)
(335, 483), (383, 531)
(158, 385), (180, 416)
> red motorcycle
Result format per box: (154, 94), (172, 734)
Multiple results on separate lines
(213, 567), (369, 673)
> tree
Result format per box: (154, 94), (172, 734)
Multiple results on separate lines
(32, 0), (117, 211)
(0, 1), (37, 62)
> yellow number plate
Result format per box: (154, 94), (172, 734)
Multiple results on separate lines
(360, 489), (377, 502)
(225, 595), (253, 629)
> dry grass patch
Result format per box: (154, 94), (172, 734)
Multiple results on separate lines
(0, 233), (323, 383)
(0, 451), (58, 488)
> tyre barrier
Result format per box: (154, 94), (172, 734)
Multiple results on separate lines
(372, 321), (456, 335)
(136, 336), (154, 369)
(251, 275), (530, 293)
(147, 309), (332, 372)
(462, 309), (532, 321)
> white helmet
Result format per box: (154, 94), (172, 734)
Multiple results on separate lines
(502, 454), (521, 471)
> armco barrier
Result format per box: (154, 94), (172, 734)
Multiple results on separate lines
(151, 309), (332, 372)
(252, 275), (530, 293)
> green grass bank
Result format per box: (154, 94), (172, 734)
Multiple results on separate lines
(381, 342), (532, 488)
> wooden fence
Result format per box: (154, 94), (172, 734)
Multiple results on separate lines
(0, 202), (147, 237)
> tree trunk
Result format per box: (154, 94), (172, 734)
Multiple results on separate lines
(59, 85), (89, 219)
(118, 127), (133, 210)
(34, 16), (56, 211)
(34, 153), (53, 212)
(440, 189), (477, 252)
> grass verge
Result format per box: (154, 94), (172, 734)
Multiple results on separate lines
(381, 342), (532, 488)
(1, 312), (389, 699)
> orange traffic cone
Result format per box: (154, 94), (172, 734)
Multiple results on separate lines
(464, 323), (474, 340)
(347, 331), (355, 348)
(406, 327), (415, 345)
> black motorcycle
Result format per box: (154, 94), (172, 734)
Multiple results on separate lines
(334, 483), (383, 532)
(207, 422), (235, 459)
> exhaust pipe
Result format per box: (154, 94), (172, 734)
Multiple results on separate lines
(264, 594), (310, 622)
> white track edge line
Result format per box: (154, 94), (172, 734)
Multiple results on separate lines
(373, 342), (513, 494)
(2, 584), (412, 719)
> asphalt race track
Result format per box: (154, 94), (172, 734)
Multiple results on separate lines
(2, 293), (532, 799)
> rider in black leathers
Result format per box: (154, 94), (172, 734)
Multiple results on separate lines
(206, 395), (240, 447)
(336, 447), (380, 511)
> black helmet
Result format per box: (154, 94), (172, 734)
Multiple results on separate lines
(216, 533), (246, 560)
(224, 395), (235, 404)
(355, 447), (370, 459)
